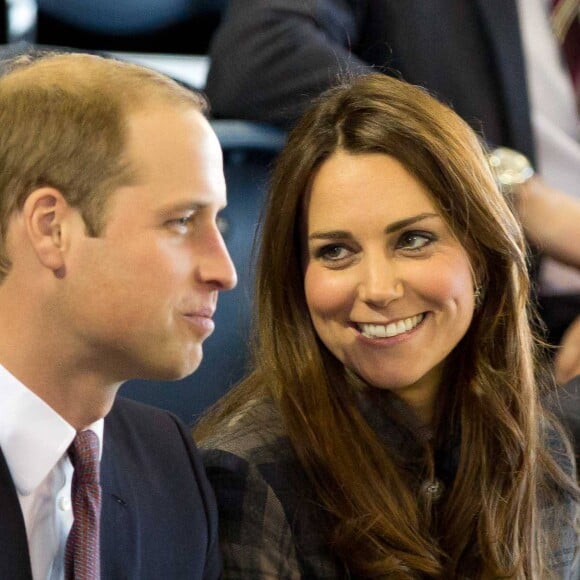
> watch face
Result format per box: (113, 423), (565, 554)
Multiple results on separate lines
(488, 147), (534, 186)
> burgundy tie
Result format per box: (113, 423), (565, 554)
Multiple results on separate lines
(551, 0), (580, 101)
(64, 430), (102, 580)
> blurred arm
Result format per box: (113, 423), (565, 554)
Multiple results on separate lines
(515, 177), (580, 384)
(555, 317), (580, 384)
(205, 0), (370, 126)
(516, 176), (580, 269)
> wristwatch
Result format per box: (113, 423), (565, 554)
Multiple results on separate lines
(488, 147), (535, 194)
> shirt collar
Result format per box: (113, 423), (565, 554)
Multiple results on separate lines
(0, 363), (104, 495)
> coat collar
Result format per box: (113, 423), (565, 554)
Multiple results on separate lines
(0, 447), (33, 580)
(99, 409), (140, 577)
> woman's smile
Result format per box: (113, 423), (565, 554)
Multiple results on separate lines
(354, 312), (426, 339)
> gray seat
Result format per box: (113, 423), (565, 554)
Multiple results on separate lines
(34, 0), (227, 54)
(36, 0), (225, 35)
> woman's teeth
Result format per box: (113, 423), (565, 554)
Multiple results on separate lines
(358, 313), (424, 338)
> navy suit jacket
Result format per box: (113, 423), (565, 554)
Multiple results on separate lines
(207, 0), (533, 158)
(0, 397), (222, 579)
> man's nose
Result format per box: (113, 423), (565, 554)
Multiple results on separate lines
(198, 227), (238, 291)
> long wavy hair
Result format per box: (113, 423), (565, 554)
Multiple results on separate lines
(196, 74), (578, 578)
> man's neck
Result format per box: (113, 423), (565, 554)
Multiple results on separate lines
(0, 276), (123, 429)
(0, 324), (119, 431)
(0, 355), (119, 430)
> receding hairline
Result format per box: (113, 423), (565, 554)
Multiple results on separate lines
(0, 51), (207, 114)
(0, 51), (208, 245)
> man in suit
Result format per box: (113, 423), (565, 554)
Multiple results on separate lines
(0, 52), (237, 578)
(205, 0), (580, 385)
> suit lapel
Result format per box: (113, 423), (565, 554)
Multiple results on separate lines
(0, 447), (33, 580)
(474, 0), (535, 157)
(99, 419), (140, 578)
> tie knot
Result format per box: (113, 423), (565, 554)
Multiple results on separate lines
(68, 430), (100, 484)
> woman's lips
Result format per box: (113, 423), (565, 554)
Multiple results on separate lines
(353, 312), (428, 345)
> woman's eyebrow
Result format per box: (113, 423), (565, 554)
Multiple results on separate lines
(308, 213), (439, 240)
(384, 212), (439, 234)
(308, 230), (352, 241)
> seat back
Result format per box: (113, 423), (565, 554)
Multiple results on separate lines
(0, 0), (37, 44)
(35, 0), (227, 53)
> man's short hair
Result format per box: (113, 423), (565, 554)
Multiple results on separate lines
(0, 52), (207, 279)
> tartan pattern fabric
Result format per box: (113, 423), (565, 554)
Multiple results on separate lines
(200, 399), (342, 579)
(65, 430), (101, 580)
(200, 397), (578, 579)
(551, 0), (580, 100)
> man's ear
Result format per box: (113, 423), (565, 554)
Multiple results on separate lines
(22, 187), (72, 277)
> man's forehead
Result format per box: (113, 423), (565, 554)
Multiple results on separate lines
(121, 105), (214, 167)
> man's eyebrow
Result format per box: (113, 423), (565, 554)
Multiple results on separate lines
(159, 200), (226, 214)
(159, 201), (204, 213)
(384, 212), (439, 234)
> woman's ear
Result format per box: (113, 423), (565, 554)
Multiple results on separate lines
(22, 187), (70, 277)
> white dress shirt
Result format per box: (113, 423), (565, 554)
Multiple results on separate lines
(0, 363), (103, 580)
(517, 0), (580, 293)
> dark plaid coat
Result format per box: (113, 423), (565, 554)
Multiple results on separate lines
(200, 396), (578, 579)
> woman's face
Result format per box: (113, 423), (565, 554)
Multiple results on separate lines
(303, 151), (476, 418)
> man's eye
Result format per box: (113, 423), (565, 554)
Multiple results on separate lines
(168, 215), (195, 232)
(397, 231), (434, 251)
(316, 244), (351, 261)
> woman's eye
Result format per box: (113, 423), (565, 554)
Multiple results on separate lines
(316, 244), (351, 261)
(397, 231), (434, 251)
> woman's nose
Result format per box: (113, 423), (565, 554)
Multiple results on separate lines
(356, 254), (403, 306)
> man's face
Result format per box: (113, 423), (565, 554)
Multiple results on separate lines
(60, 106), (237, 382)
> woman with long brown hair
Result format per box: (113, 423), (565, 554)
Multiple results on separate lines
(195, 74), (579, 578)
